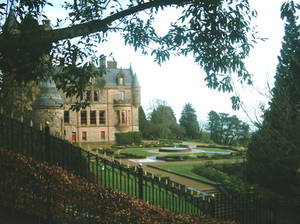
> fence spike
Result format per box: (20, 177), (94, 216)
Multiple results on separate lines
(0, 107), (3, 114)
(165, 179), (168, 185)
(30, 120), (33, 127)
(10, 112), (13, 118)
(40, 123), (43, 131)
(20, 115), (23, 123)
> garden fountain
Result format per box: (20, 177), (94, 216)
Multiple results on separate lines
(159, 146), (191, 153)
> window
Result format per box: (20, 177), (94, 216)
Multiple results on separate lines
(119, 77), (124, 85)
(120, 91), (124, 100)
(117, 110), (127, 125)
(100, 131), (105, 140)
(81, 111), (87, 124)
(116, 110), (120, 124)
(122, 110), (127, 124)
(86, 90), (91, 101)
(99, 110), (106, 124)
(90, 111), (96, 124)
(82, 131), (87, 140)
(94, 90), (98, 101)
(64, 111), (69, 123)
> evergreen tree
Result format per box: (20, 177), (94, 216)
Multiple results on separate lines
(179, 103), (200, 139)
(138, 106), (151, 139)
(150, 104), (183, 139)
(246, 3), (300, 196)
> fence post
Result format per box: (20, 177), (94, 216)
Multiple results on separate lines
(210, 194), (216, 218)
(138, 163), (143, 200)
(45, 122), (50, 164)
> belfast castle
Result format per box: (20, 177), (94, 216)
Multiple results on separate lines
(32, 58), (141, 144)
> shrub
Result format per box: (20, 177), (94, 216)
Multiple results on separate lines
(115, 132), (142, 145)
(118, 152), (146, 159)
(103, 147), (118, 155)
(192, 163), (254, 194)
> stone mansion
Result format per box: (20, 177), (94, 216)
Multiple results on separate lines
(32, 58), (141, 144)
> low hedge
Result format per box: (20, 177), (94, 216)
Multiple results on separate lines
(115, 132), (142, 145)
(192, 163), (253, 194)
(116, 152), (146, 159)
(0, 148), (237, 224)
(156, 153), (235, 162)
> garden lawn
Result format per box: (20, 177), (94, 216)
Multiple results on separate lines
(120, 148), (158, 157)
(153, 164), (217, 185)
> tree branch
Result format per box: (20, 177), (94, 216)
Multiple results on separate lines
(0, 0), (191, 50)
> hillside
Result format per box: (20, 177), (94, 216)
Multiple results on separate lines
(0, 148), (236, 224)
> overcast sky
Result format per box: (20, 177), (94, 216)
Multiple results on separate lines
(43, 0), (298, 126)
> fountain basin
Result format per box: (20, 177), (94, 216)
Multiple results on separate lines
(159, 147), (191, 153)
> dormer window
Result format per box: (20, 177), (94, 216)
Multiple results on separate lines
(116, 70), (125, 86)
(119, 77), (124, 85)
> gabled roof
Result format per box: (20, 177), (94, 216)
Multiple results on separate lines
(103, 67), (139, 88)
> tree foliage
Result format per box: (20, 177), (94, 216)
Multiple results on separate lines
(179, 103), (200, 139)
(207, 110), (250, 146)
(0, 0), (259, 110)
(138, 106), (152, 139)
(246, 3), (300, 196)
(148, 101), (184, 139)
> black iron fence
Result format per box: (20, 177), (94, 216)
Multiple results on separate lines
(0, 112), (278, 224)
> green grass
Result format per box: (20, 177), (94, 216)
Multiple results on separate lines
(119, 148), (158, 157)
(153, 164), (217, 184)
(88, 160), (207, 214)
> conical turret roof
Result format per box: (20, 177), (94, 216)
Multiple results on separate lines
(132, 73), (140, 87)
(32, 79), (63, 108)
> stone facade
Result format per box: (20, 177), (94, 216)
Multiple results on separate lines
(62, 59), (141, 144)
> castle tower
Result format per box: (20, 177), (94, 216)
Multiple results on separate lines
(132, 73), (141, 106)
(32, 79), (64, 136)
